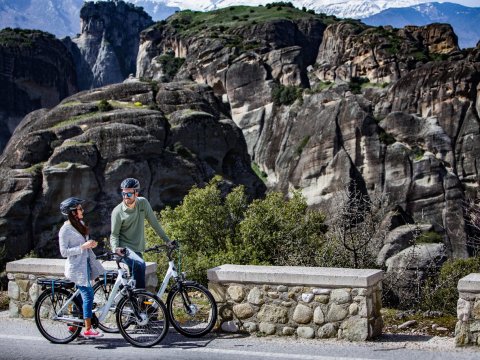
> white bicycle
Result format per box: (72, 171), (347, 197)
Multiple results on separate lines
(35, 249), (169, 347)
(94, 241), (217, 337)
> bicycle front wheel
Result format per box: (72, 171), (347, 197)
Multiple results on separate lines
(116, 290), (169, 347)
(168, 282), (217, 337)
(34, 289), (82, 344)
(93, 278), (119, 333)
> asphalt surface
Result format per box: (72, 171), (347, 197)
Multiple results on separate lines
(1, 311), (480, 360)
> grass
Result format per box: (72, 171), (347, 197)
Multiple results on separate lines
(109, 100), (148, 109)
(158, 5), (337, 38)
(310, 81), (333, 93)
(296, 136), (310, 156)
(21, 162), (45, 174)
(52, 111), (100, 129)
(0, 28), (54, 48)
(382, 308), (456, 337)
(59, 101), (82, 107)
(252, 162), (268, 183)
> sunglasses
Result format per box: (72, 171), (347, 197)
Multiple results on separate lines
(122, 192), (136, 198)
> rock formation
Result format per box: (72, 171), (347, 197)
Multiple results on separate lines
(136, 8), (479, 262)
(0, 80), (264, 261)
(1, 5), (479, 272)
(0, 28), (78, 152)
(64, 1), (154, 90)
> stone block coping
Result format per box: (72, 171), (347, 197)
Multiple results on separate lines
(6, 258), (157, 276)
(207, 264), (383, 288)
(458, 273), (480, 293)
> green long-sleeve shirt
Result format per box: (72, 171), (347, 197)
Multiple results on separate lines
(110, 197), (170, 252)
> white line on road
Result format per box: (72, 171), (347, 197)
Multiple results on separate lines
(0, 334), (376, 360)
(182, 347), (377, 360)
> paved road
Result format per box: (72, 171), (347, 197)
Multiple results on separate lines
(1, 311), (479, 360)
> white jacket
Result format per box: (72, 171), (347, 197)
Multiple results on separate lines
(58, 222), (105, 287)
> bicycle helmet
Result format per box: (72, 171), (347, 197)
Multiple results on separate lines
(60, 197), (84, 216)
(120, 177), (140, 190)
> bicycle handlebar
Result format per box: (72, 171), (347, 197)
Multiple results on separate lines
(96, 248), (129, 263)
(144, 241), (179, 257)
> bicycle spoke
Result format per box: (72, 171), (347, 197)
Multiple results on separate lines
(117, 291), (168, 347)
(168, 283), (217, 337)
(35, 289), (81, 344)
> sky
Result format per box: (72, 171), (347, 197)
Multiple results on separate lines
(447, 0), (480, 6)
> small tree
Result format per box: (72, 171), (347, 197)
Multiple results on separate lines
(320, 181), (389, 268)
(465, 198), (480, 255)
(239, 191), (327, 266)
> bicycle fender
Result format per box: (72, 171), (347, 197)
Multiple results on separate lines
(166, 280), (202, 300)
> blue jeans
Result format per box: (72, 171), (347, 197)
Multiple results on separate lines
(77, 286), (94, 319)
(122, 251), (146, 289)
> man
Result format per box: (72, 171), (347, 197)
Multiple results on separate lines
(110, 177), (171, 289)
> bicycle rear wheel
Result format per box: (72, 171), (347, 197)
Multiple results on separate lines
(34, 289), (82, 344)
(93, 277), (119, 333)
(167, 282), (217, 337)
(116, 290), (169, 347)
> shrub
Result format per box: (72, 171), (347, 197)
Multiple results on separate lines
(97, 99), (113, 112)
(421, 257), (480, 315)
(145, 176), (328, 284)
(272, 84), (303, 106)
(348, 77), (369, 94)
(157, 53), (185, 82)
(416, 231), (443, 244)
(378, 128), (396, 145)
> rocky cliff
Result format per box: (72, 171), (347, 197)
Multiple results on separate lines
(136, 6), (479, 263)
(1, 5), (479, 274)
(0, 80), (265, 261)
(64, 1), (154, 90)
(0, 28), (78, 152)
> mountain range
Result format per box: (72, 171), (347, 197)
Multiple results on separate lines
(0, 1), (479, 48)
(363, 2), (480, 48)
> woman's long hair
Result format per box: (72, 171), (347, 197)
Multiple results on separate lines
(68, 211), (89, 238)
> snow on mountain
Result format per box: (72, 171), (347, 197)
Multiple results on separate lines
(146, 0), (432, 18)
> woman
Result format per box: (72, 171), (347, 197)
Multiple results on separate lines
(58, 197), (105, 338)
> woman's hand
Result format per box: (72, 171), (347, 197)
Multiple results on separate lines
(81, 240), (98, 250)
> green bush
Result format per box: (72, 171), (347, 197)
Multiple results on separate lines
(157, 53), (185, 82)
(422, 257), (480, 315)
(272, 85), (303, 106)
(97, 99), (113, 112)
(416, 231), (443, 244)
(145, 176), (328, 284)
(348, 77), (369, 94)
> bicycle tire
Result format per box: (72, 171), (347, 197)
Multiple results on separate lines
(34, 288), (82, 344)
(116, 290), (169, 347)
(167, 282), (217, 337)
(93, 278), (119, 333)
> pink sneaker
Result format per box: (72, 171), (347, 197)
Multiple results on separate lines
(82, 329), (104, 338)
(68, 326), (77, 333)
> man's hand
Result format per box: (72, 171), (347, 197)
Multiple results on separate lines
(115, 247), (126, 256)
(167, 240), (178, 249)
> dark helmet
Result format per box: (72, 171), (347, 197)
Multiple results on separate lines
(60, 197), (84, 216)
(120, 177), (140, 190)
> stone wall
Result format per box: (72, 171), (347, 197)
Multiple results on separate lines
(456, 273), (480, 346)
(208, 264), (383, 341)
(6, 258), (158, 318)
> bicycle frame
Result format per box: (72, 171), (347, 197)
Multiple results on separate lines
(51, 266), (132, 324)
(94, 267), (132, 322)
(156, 259), (177, 299)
